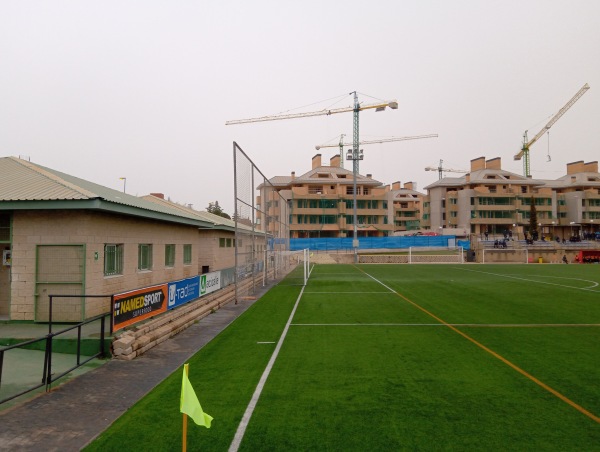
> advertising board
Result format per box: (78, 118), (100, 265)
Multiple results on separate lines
(168, 276), (200, 309)
(113, 284), (167, 332)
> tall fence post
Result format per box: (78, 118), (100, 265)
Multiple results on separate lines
(44, 334), (53, 388)
(48, 295), (53, 335)
(100, 314), (106, 357)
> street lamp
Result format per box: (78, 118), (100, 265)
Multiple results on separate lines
(570, 221), (575, 239)
(512, 223), (517, 240)
(119, 177), (126, 193)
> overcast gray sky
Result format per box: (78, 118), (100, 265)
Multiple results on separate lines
(1, 1), (599, 214)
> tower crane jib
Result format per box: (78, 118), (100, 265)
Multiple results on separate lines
(315, 134), (439, 169)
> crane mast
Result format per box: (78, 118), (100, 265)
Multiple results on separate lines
(514, 83), (590, 177)
(338, 134), (345, 168)
(352, 92), (360, 254)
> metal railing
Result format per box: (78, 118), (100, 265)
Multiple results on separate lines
(0, 294), (112, 405)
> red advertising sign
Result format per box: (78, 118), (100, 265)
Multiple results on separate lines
(113, 284), (168, 332)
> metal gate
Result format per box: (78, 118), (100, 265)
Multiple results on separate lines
(35, 245), (85, 322)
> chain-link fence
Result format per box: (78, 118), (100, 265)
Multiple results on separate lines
(233, 142), (299, 302)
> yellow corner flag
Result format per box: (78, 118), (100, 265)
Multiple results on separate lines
(180, 363), (213, 428)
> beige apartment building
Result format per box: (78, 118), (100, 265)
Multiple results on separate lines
(390, 181), (424, 233)
(0, 157), (249, 322)
(260, 154), (393, 238)
(424, 156), (600, 239)
(257, 152), (600, 243)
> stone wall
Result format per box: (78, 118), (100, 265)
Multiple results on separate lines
(111, 275), (260, 360)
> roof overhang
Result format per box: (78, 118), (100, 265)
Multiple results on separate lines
(0, 199), (216, 229)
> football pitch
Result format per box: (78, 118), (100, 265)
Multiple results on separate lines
(86, 264), (600, 451)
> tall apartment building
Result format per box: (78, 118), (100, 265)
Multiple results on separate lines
(260, 154), (393, 238)
(258, 152), (599, 241)
(390, 181), (424, 232)
(424, 156), (600, 239)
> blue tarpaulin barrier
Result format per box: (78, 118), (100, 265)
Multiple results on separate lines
(457, 240), (470, 250)
(290, 236), (459, 251)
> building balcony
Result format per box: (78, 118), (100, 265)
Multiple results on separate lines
(474, 202), (516, 209)
(471, 218), (517, 224)
(394, 207), (421, 213)
(291, 224), (341, 231)
(293, 207), (341, 214)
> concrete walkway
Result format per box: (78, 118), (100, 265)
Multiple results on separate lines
(0, 298), (258, 451)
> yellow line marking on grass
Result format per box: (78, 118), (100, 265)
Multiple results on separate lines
(455, 267), (600, 292)
(291, 323), (600, 327)
(357, 266), (600, 425)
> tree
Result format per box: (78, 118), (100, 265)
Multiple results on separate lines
(528, 196), (538, 240)
(206, 201), (231, 219)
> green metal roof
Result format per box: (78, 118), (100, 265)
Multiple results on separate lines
(0, 157), (217, 229)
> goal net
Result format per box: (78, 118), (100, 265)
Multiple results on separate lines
(273, 249), (311, 286)
(482, 248), (529, 264)
(408, 247), (464, 264)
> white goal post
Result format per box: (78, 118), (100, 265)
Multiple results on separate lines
(408, 247), (464, 264)
(482, 248), (529, 264)
(302, 248), (310, 285)
(271, 248), (311, 285)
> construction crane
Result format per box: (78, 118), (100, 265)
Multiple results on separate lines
(226, 92), (398, 262)
(514, 83), (590, 177)
(315, 133), (346, 168)
(315, 134), (438, 168)
(425, 160), (467, 180)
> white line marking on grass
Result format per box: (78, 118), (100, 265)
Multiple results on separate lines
(455, 267), (600, 292)
(359, 272), (397, 292)
(229, 286), (306, 452)
(256, 341), (276, 344)
(311, 272), (359, 275)
(303, 291), (393, 294)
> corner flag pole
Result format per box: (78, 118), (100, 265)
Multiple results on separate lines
(180, 363), (213, 451)
(182, 365), (189, 452)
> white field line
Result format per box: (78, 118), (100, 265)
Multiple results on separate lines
(303, 291), (393, 294)
(310, 272), (358, 274)
(291, 323), (600, 327)
(455, 267), (600, 292)
(310, 274), (360, 276)
(229, 286), (305, 452)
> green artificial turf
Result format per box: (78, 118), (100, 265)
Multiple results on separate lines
(86, 264), (600, 451)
